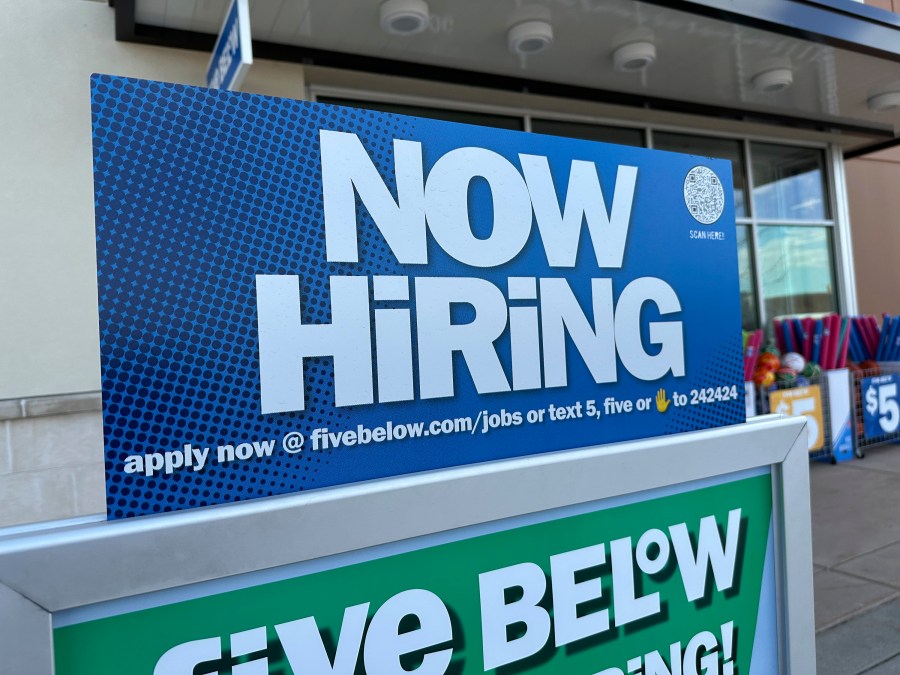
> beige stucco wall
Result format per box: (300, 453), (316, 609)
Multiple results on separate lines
(0, 0), (306, 402)
(846, 146), (900, 315)
(0, 396), (104, 527)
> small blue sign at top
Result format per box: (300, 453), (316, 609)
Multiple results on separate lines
(206, 0), (252, 90)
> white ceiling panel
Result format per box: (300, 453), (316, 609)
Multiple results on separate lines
(189, 0), (229, 34)
(134, 0), (167, 26)
(248, 0), (286, 38)
(267, 0), (312, 45)
(162, 0), (195, 30)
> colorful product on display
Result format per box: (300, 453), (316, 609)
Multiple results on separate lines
(752, 322), (854, 458)
(772, 313), (900, 370)
(769, 385), (825, 452)
(91, 75), (744, 519)
(53, 472), (777, 674)
(742, 328), (763, 382)
(750, 348), (782, 390)
(773, 315), (848, 370)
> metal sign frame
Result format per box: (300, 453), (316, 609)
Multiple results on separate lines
(0, 414), (814, 674)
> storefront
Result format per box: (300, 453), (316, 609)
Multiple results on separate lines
(1, 0), (900, 530)
(6, 2), (900, 671)
(112, 0), (900, 334)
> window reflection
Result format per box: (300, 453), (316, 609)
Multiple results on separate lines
(654, 132), (747, 218)
(317, 97), (524, 130)
(758, 226), (836, 320)
(737, 226), (759, 330)
(531, 118), (645, 147)
(751, 143), (829, 221)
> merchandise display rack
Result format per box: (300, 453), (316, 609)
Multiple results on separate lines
(756, 369), (856, 464)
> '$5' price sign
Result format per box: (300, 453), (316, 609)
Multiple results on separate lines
(863, 374), (900, 439)
(769, 385), (824, 452)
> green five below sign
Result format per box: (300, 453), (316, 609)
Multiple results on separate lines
(54, 474), (773, 674)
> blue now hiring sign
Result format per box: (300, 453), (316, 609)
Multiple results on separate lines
(206, 0), (251, 90)
(90, 76), (745, 519)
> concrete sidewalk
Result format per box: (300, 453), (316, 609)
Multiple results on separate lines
(812, 445), (900, 673)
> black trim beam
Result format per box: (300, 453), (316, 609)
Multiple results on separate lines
(845, 136), (900, 160)
(114, 0), (135, 42)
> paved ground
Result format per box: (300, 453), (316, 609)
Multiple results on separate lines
(812, 444), (900, 673)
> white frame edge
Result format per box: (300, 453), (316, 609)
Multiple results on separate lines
(0, 415), (813, 674)
(231, 0), (253, 91)
(775, 419), (817, 673)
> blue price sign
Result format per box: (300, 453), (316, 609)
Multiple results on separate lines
(91, 75), (744, 519)
(862, 373), (900, 439)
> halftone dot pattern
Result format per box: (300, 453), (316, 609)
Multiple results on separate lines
(93, 75), (746, 521)
(92, 75), (410, 518)
(665, 335), (745, 434)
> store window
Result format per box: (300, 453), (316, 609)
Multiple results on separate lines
(317, 97), (524, 131)
(758, 226), (837, 320)
(750, 142), (837, 326)
(530, 118), (645, 147)
(751, 143), (830, 221)
(649, 132), (837, 329)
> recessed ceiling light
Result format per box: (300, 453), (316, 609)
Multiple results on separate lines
(868, 91), (900, 112)
(380, 0), (430, 36)
(507, 20), (554, 56)
(752, 67), (793, 94)
(612, 41), (656, 72)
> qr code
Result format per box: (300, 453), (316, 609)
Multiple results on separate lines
(683, 166), (725, 225)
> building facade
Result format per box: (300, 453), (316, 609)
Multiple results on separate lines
(2, 0), (900, 526)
